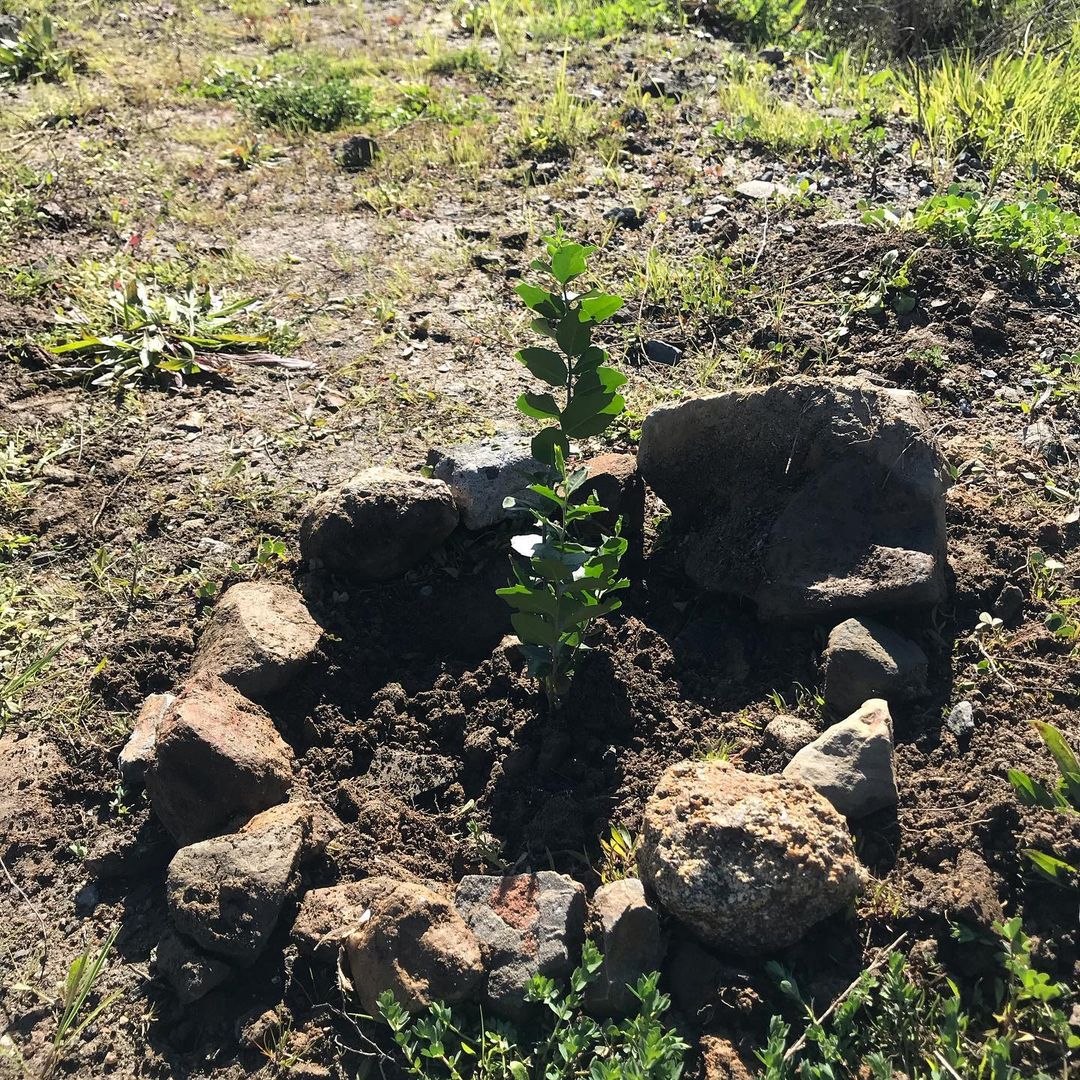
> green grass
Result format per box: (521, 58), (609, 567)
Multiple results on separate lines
(902, 32), (1080, 182)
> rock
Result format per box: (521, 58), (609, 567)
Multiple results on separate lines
(585, 879), (662, 1016)
(735, 179), (793, 200)
(359, 746), (460, 804)
(575, 453), (645, 539)
(637, 378), (947, 618)
(783, 699), (898, 819)
(992, 584), (1024, 623)
(638, 759), (863, 954)
(293, 880), (384, 962)
(346, 880), (483, 1014)
(764, 714), (818, 756)
(428, 436), (541, 530)
(603, 206), (644, 229)
(166, 801), (308, 962)
(338, 134), (378, 170)
(189, 582), (321, 703)
(822, 618), (928, 716)
(454, 872), (586, 1020)
(702, 1035), (756, 1080)
(642, 339), (682, 365)
(118, 692), (174, 784)
(300, 467), (459, 581)
(153, 930), (234, 1003)
(944, 700), (975, 738)
(144, 676), (295, 845)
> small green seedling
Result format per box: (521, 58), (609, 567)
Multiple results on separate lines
(497, 235), (629, 709)
(1008, 721), (1080, 885)
(0, 15), (74, 84)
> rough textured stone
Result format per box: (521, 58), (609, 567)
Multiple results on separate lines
(735, 179), (793, 200)
(166, 802), (308, 962)
(293, 880), (384, 962)
(454, 872), (587, 1020)
(144, 676), (295, 845)
(764, 714), (819, 756)
(585, 878), (662, 1016)
(190, 582), (321, 703)
(119, 692), (174, 784)
(576, 453), (646, 539)
(300, 467), (458, 580)
(701, 1035), (756, 1080)
(783, 699), (898, 819)
(153, 930), (234, 1003)
(945, 700), (975, 738)
(637, 378), (947, 618)
(346, 880), (483, 1014)
(638, 759), (863, 954)
(823, 618), (928, 716)
(429, 435), (541, 530)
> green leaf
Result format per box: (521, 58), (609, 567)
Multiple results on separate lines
(1034, 721), (1080, 786)
(555, 313), (592, 358)
(514, 283), (551, 310)
(576, 365), (628, 394)
(531, 426), (569, 468)
(580, 293), (623, 322)
(1023, 848), (1078, 885)
(516, 391), (560, 420)
(1008, 769), (1058, 809)
(550, 242), (596, 284)
(497, 584), (558, 616)
(561, 388), (624, 438)
(512, 611), (560, 647)
(516, 347), (568, 387)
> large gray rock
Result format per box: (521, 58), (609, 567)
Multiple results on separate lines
(637, 378), (947, 618)
(144, 676), (295, 845)
(190, 582), (321, 703)
(454, 872), (586, 1020)
(166, 802), (308, 963)
(638, 759), (863, 954)
(346, 879), (484, 1014)
(585, 879), (662, 1016)
(429, 435), (541, 530)
(823, 617), (927, 716)
(783, 699), (898, 819)
(300, 467), (458, 580)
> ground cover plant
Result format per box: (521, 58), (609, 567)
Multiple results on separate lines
(379, 942), (688, 1079)
(0, 0), (1079, 1076)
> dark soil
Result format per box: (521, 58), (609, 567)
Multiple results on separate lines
(1, 1), (1079, 1077)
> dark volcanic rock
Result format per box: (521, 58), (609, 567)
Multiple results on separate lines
(637, 377), (947, 618)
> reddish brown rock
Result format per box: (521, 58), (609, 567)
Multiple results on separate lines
(345, 880), (483, 1014)
(144, 676), (295, 845)
(577, 452), (645, 538)
(190, 582), (321, 703)
(293, 880), (385, 962)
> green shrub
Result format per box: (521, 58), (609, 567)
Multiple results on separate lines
(0, 15), (75, 84)
(913, 187), (1080, 282)
(200, 60), (374, 132)
(758, 919), (1078, 1079)
(496, 235), (629, 709)
(378, 940), (688, 1079)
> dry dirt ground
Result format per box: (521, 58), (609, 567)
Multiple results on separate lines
(1, 1), (1079, 1077)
